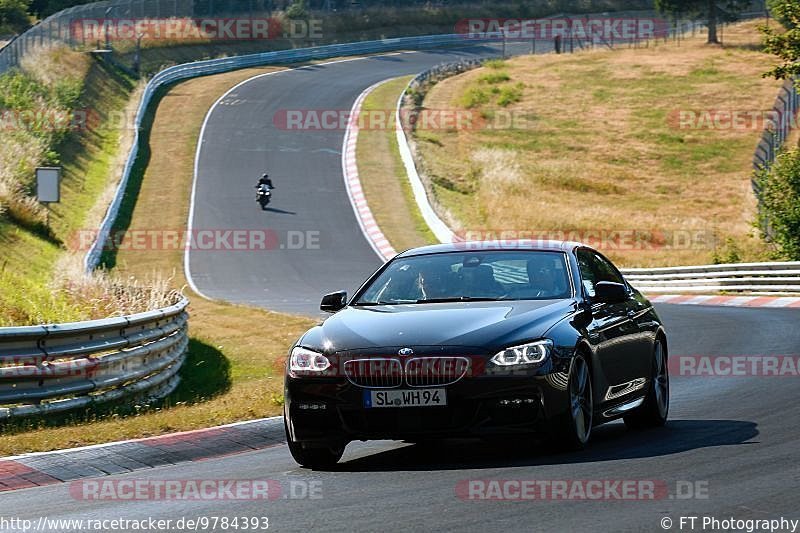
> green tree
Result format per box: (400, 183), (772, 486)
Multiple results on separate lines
(0, 0), (30, 34)
(756, 148), (800, 259)
(761, 0), (800, 78)
(27, 0), (91, 18)
(767, 0), (796, 27)
(286, 0), (309, 19)
(655, 0), (751, 43)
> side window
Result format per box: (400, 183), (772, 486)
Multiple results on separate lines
(593, 253), (626, 285)
(577, 249), (625, 298)
(576, 250), (598, 297)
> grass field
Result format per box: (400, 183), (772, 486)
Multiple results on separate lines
(355, 76), (436, 252)
(412, 21), (782, 267)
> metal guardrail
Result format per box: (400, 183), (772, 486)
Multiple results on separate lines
(622, 262), (800, 294)
(0, 3), (678, 75)
(0, 297), (188, 419)
(752, 78), (799, 239)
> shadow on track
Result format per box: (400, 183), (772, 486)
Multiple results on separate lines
(333, 419), (758, 472)
(262, 207), (297, 215)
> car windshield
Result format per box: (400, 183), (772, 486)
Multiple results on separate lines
(355, 251), (572, 304)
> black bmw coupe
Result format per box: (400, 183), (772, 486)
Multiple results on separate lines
(284, 241), (669, 468)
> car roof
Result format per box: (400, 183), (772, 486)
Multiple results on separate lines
(395, 240), (587, 258)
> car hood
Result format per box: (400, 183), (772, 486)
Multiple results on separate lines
(301, 299), (577, 354)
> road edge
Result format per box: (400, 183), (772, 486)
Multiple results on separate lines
(0, 417), (285, 492)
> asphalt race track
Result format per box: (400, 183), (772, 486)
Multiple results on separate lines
(2, 45), (799, 532)
(2, 304), (799, 531)
(187, 43), (536, 315)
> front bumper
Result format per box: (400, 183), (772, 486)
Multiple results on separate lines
(285, 374), (571, 444)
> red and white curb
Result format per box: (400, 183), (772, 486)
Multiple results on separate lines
(648, 294), (800, 308)
(341, 80), (397, 262)
(0, 417), (284, 492)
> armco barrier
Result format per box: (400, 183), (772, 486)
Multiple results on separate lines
(0, 297), (188, 419)
(621, 262), (800, 294)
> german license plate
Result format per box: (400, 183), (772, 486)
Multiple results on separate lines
(364, 388), (447, 408)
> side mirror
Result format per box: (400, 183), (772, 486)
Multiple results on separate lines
(593, 281), (629, 303)
(320, 291), (348, 313)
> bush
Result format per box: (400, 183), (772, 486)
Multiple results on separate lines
(285, 0), (308, 19)
(0, 0), (30, 34)
(479, 71), (511, 84)
(483, 59), (508, 70)
(767, 0), (796, 29)
(0, 47), (86, 233)
(497, 82), (524, 107)
(756, 148), (800, 259)
(459, 86), (490, 108)
(712, 237), (743, 264)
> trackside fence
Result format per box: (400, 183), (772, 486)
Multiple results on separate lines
(0, 297), (189, 419)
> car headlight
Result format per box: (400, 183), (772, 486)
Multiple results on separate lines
(290, 346), (331, 373)
(490, 339), (552, 367)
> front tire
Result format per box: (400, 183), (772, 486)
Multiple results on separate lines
(624, 339), (669, 429)
(284, 417), (345, 469)
(549, 353), (593, 450)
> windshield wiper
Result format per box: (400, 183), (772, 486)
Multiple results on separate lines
(415, 296), (505, 304)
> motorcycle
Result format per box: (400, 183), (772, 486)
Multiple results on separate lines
(255, 184), (272, 210)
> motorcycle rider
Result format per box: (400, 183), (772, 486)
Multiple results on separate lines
(257, 173), (274, 190)
(255, 173), (274, 208)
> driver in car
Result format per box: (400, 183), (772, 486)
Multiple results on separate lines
(524, 256), (569, 298)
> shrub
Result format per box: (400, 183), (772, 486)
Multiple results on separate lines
(483, 59), (508, 70)
(755, 148), (800, 259)
(0, 0), (30, 34)
(712, 237), (743, 264)
(285, 0), (308, 19)
(459, 86), (490, 108)
(479, 71), (511, 84)
(497, 82), (524, 107)
(0, 46), (84, 231)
